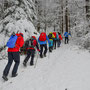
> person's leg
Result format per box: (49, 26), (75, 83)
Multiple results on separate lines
(3, 52), (13, 77)
(40, 45), (43, 58)
(57, 39), (59, 47)
(44, 44), (47, 57)
(50, 47), (52, 52)
(49, 40), (51, 51)
(53, 40), (55, 49)
(49, 47), (52, 52)
(58, 39), (61, 47)
(52, 40), (54, 50)
(65, 37), (67, 44)
(60, 41), (61, 46)
(51, 46), (53, 51)
(49, 47), (51, 52)
(54, 40), (56, 49)
(23, 50), (31, 63)
(12, 52), (20, 77)
(30, 50), (35, 65)
(67, 37), (69, 44)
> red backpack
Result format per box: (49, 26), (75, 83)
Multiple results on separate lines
(53, 32), (56, 38)
(59, 35), (62, 40)
(39, 32), (46, 41)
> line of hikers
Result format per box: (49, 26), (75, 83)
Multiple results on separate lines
(2, 31), (71, 81)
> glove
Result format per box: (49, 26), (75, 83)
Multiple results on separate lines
(37, 49), (40, 52)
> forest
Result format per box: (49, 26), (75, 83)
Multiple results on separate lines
(0, 1), (90, 90)
(0, 0), (90, 59)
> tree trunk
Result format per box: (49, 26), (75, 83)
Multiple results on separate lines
(85, 0), (90, 20)
(65, 0), (68, 32)
(68, 13), (70, 32)
(61, 1), (63, 34)
(45, 22), (47, 33)
(37, 23), (40, 32)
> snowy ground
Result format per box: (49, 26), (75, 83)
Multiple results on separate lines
(0, 42), (90, 90)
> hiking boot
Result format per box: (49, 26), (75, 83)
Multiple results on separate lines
(44, 54), (46, 57)
(30, 62), (34, 66)
(2, 75), (8, 81)
(23, 62), (27, 67)
(49, 50), (52, 52)
(30, 63), (34, 66)
(40, 55), (43, 58)
(12, 73), (18, 77)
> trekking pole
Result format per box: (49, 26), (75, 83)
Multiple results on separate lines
(34, 51), (39, 68)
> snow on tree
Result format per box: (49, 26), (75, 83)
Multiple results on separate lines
(67, 0), (90, 50)
(38, 0), (90, 50)
(0, 0), (38, 47)
(0, 0), (90, 59)
(0, 0), (39, 59)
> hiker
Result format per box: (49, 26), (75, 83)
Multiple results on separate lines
(53, 32), (59, 49)
(38, 32), (50, 58)
(48, 32), (55, 52)
(2, 32), (24, 81)
(23, 36), (40, 67)
(57, 32), (62, 47)
(64, 32), (71, 44)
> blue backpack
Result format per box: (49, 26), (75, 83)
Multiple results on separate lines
(6, 35), (18, 48)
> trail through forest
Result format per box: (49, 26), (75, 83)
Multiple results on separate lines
(0, 42), (90, 90)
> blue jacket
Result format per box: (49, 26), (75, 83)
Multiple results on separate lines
(64, 32), (71, 37)
(49, 39), (53, 47)
(38, 35), (50, 45)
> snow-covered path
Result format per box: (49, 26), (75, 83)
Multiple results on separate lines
(0, 43), (90, 90)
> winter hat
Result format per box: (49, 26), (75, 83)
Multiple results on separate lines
(49, 32), (52, 34)
(32, 36), (36, 39)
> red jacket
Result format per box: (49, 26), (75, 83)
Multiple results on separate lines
(59, 35), (62, 40)
(8, 33), (24, 52)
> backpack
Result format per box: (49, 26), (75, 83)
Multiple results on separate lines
(28, 37), (37, 49)
(53, 32), (56, 38)
(39, 32), (46, 41)
(59, 35), (62, 40)
(6, 35), (18, 48)
(25, 40), (29, 48)
(48, 33), (52, 39)
(64, 32), (68, 37)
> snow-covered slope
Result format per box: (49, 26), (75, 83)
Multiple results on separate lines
(0, 42), (90, 90)
(0, 0), (38, 48)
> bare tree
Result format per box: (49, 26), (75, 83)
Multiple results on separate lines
(85, 0), (90, 20)
(65, 0), (69, 32)
(61, 0), (64, 33)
